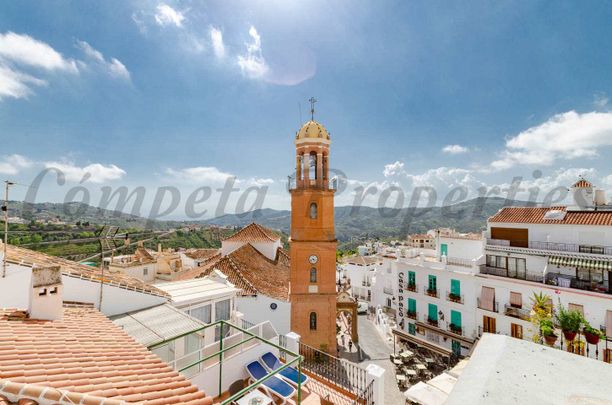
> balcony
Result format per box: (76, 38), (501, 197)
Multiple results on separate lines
(448, 324), (463, 336)
(479, 265), (544, 283)
(361, 281), (372, 287)
(545, 272), (611, 295)
(424, 287), (439, 298)
(426, 317), (439, 327)
(504, 304), (531, 321)
(406, 283), (418, 293)
(383, 286), (394, 295)
(487, 238), (612, 256)
(477, 298), (499, 313)
(406, 311), (418, 320)
(446, 291), (464, 304)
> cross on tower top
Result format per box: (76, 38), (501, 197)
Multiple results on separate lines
(308, 97), (317, 120)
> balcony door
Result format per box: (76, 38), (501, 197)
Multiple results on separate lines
(483, 315), (496, 333)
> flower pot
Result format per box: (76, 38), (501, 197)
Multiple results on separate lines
(562, 330), (577, 341)
(584, 331), (600, 345)
(544, 334), (558, 346)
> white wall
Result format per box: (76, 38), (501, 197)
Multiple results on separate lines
(236, 295), (291, 335)
(0, 263), (167, 317)
(221, 240), (281, 261)
(488, 222), (612, 247)
(438, 236), (484, 261)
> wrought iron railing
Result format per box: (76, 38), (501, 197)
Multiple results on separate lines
(477, 298), (499, 313)
(487, 238), (612, 256)
(446, 291), (464, 304)
(425, 287), (439, 298)
(383, 287), (393, 295)
(406, 311), (418, 320)
(426, 316), (439, 327)
(504, 304), (531, 321)
(479, 265), (544, 283)
(406, 283), (418, 292)
(446, 257), (474, 268)
(545, 272), (611, 294)
(448, 324), (463, 336)
(354, 379), (375, 405)
(284, 341), (369, 399)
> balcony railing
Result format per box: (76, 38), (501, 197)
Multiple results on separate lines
(426, 316), (439, 327)
(406, 283), (418, 293)
(446, 291), (464, 304)
(545, 272), (611, 295)
(479, 265), (544, 283)
(446, 257), (474, 268)
(383, 287), (394, 295)
(487, 238), (612, 256)
(448, 324), (463, 336)
(504, 304), (531, 321)
(406, 311), (418, 320)
(477, 298), (499, 313)
(150, 320), (303, 404)
(425, 287), (439, 298)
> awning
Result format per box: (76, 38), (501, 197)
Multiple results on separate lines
(548, 256), (612, 271)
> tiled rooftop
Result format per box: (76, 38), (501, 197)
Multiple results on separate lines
(344, 256), (382, 266)
(5, 244), (169, 298)
(183, 248), (221, 260)
(0, 305), (211, 404)
(222, 223), (280, 243)
(489, 206), (612, 226)
(198, 244), (290, 301)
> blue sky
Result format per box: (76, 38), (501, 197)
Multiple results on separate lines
(1, 1), (612, 219)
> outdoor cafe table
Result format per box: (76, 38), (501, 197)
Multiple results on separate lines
(405, 369), (417, 376)
(415, 364), (427, 371)
(400, 350), (413, 358)
(393, 359), (403, 366)
(236, 389), (273, 405)
(396, 374), (407, 381)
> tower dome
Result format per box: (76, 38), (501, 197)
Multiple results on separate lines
(296, 120), (330, 141)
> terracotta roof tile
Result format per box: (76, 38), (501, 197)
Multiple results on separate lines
(198, 244), (290, 301)
(344, 256), (382, 266)
(489, 206), (612, 226)
(0, 306), (211, 405)
(183, 249), (220, 260)
(572, 179), (593, 188)
(5, 245), (168, 298)
(222, 223), (280, 243)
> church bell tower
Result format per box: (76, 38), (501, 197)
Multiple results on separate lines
(289, 98), (337, 353)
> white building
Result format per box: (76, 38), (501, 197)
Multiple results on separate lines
(393, 179), (612, 364)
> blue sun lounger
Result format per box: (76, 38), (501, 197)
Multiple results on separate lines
(260, 352), (309, 387)
(245, 360), (296, 403)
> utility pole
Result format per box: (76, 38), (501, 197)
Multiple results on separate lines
(2, 181), (14, 278)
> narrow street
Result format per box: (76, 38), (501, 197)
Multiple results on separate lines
(338, 314), (405, 404)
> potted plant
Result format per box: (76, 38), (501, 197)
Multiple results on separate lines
(531, 292), (552, 314)
(555, 303), (583, 341)
(540, 319), (557, 346)
(426, 287), (437, 297)
(583, 323), (604, 345)
(449, 323), (462, 334)
(448, 292), (461, 303)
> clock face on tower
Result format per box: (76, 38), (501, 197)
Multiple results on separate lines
(308, 255), (318, 264)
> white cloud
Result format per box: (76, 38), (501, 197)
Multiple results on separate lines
(0, 32), (77, 72)
(490, 111), (612, 171)
(75, 40), (130, 81)
(0, 64), (46, 100)
(155, 4), (185, 28)
(442, 144), (470, 154)
(0, 32), (78, 100)
(237, 26), (269, 79)
(44, 161), (126, 183)
(165, 166), (234, 184)
(0, 154), (33, 174)
(383, 161), (405, 177)
(210, 27), (225, 59)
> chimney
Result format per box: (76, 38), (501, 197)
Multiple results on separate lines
(29, 265), (63, 321)
(595, 189), (606, 206)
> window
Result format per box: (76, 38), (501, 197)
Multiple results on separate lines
(511, 323), (523, 339)
(309, 312), (317, 330)
(38, 288), (46, 296)
(407, 271), (416, 286)
(310, 267), (317, 283)
(309, 203), (318, 219)
(190, 304), (212, 324)
(450, 310), (462, 329)
(407, 298), (416, 314)
(509, 292), (522, 308)
(428, 303), (438, 322)
(483, 316), (496, 333)
(143, 267), (149, 276)
(215, 299), (231, 321)
(428, 275), (437, 291)
(408, 323), (416, 335)
(450, 279), (460, 296)
(49, 286), (58, 295)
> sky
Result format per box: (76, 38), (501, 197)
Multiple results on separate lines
(1, 1), (612, 220)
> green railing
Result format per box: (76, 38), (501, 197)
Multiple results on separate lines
(148, 320), (303, 404)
